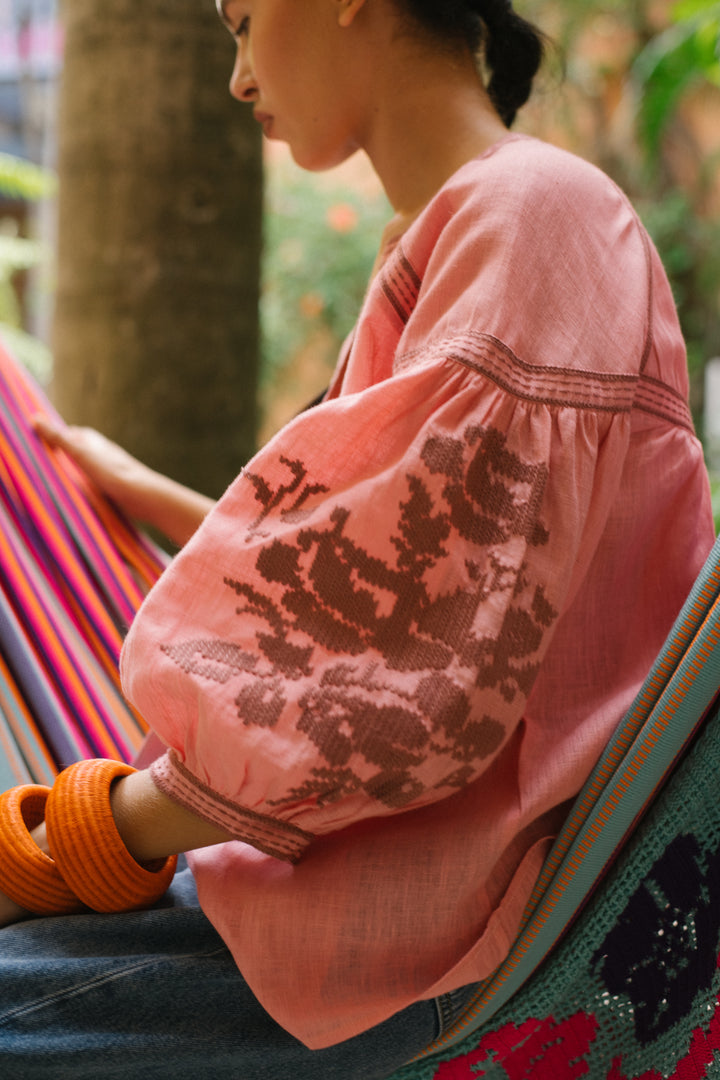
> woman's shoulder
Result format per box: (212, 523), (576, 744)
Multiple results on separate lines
(443, 133), (635, 230)
(402, 134), (645, 285)
(391, 135), (654, 383)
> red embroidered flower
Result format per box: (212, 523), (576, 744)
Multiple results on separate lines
(432, 989), (720, 1080)
(433, 1012), (597, 1079)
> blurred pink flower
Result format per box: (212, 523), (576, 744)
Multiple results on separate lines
(299, 292), (325, 318)
(326, 202), (359, 233)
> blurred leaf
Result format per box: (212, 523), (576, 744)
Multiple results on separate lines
(673, 0), (720, 21)
(0, 324), (52, 383)
(0, 154), (56, 378)
(0, 152), (57, 201)
(633, 3), (720, 159)
(0, 235), (45, 273)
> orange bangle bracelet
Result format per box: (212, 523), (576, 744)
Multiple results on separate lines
(45, 759), (178, 913)
(0, 785), (84, 915)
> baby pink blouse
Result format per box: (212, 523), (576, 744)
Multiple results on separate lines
(121, 135), (715, 1048)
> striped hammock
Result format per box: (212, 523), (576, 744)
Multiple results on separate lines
(0, 343), (168, 790)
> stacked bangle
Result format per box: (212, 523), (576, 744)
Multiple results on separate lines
(0, 785), (84, 915)
(45, 759), (177, 913)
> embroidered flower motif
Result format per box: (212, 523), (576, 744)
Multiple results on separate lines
(166, 425), (555, 815)
(606, 985), (720, 1079)
(593, 833), (720, 1045)
(432, 1013), (598, 1079)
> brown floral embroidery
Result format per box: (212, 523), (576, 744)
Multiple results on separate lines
(160, 639), (258, 683)
(163, 424), (556, 812)
(243, 455), (330, 538)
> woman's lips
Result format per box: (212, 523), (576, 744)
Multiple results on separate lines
(254, 110), (273, 134)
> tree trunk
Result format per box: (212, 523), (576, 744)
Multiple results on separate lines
(53, 0), (263, 499)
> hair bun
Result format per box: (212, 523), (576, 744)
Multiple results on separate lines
(480, 1), (546, 126)
(398, 1), (546, 128)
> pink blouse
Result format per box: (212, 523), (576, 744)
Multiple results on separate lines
(121, 135), (715, 1048)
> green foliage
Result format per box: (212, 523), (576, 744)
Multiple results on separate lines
(0, 154), (56, 381)
(261, 168), (390, 385)
(709, 471), (720, 532)
(633, 0), (720, 161)
(0, 235), (45, 322)
(0, 152), (56, 202)
(637, 191), (720, 389)
(629, 1), (720, 435)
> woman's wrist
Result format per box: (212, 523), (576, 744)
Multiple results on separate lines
(108, 769), (234, 864)
(26, 768), (233, 869)
(121, 469), (216, 547)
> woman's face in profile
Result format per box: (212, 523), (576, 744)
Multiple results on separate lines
(218, 0), (372, 173)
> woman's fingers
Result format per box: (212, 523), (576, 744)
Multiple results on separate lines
(31, 414), (141, 500)
(31, 412), (213, 542)
(31, 415), (103, 464)
(31, 413), (68, 448)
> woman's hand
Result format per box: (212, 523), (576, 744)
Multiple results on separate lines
(32, 417), (151, 508)
(32, 415), (216, 547)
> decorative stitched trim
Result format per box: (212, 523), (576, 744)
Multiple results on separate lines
(149, 750), (314, 864)
(635, 373), (694, 431)
(397, 332), (638, 411)
(380, 247), (421, 327)
(396, 332), (693, 428)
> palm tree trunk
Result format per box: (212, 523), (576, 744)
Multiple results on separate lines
(53, 0), (263, 499)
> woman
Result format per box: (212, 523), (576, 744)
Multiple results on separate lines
(0, 1), (715, 1076)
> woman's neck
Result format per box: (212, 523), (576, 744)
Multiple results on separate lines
(361, 47), (510, 216)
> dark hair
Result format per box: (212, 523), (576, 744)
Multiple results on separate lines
(396, 0), (546, 127)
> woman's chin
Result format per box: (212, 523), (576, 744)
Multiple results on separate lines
(288, 143), (361, 175)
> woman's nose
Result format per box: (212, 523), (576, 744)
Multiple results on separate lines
(229, 44), (258, 103)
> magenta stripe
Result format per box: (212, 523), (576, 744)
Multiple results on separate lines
(0, 377), (139, 633)
(0, 343), (164, 776)
(0, 508), (128, 758)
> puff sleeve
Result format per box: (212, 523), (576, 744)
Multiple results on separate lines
(120, 139), (651, 862)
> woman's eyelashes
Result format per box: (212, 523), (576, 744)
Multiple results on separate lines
(234, 16), (250, 39)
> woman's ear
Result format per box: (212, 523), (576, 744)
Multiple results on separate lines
(335, 0), (368, 29)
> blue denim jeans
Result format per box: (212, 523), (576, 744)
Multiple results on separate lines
(0, 859), (478, 1079)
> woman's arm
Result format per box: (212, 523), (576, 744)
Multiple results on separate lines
(0, 770), (234, 928)
(32, 417), (216, 547)
(108, 769), (235, 863)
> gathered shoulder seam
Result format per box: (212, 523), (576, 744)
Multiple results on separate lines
(395, 331), (693, 430)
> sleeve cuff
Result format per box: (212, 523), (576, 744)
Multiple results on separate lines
(149, 750), (314, 863)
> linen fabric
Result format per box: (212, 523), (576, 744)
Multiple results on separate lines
(120, 134), (715, 1048)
